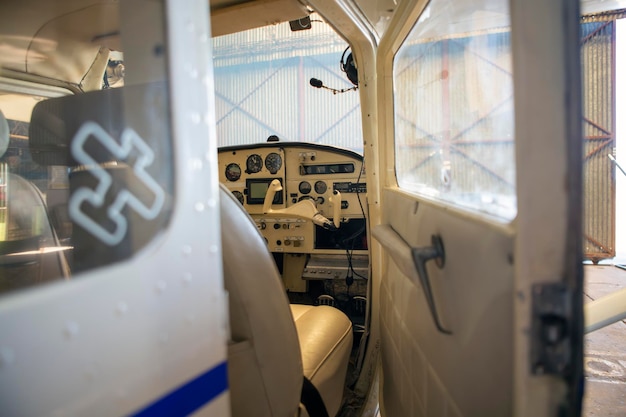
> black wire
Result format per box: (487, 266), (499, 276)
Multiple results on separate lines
(341, 224), (366, 244)
(346, 246), (367, 280)
(102, 71), (110, 89)
(345, 157), (367, 280)
(338, 157), (368, 300)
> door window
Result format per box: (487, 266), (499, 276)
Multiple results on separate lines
(394, 0), (516, 220)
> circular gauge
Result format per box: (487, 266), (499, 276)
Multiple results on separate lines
(265, 152), (282, 174)
(225, 163), (241, 182)
(246, 154), (263, 173)
(232, 190), (244, 205)
(314, 180), (327, 194)
(298, 181), (312, 195)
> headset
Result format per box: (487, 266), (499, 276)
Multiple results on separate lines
(340, 47), (358, 86)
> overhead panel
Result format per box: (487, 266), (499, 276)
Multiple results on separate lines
(210, 0), (309, 37)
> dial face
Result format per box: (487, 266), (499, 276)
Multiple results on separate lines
(314, 180), (327, 194)
(246, 154), (263, 173)
(225, 163), (241, 182)
(298, 181), (311, 195)
(232, 190), (244, 205)
(264, 152), (282, 174)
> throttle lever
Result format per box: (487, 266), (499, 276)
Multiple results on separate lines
(328, 190), (342, 229)
(411, 234), (452, 335)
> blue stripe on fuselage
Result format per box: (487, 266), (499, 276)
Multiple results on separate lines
(131, 361), (228, 416)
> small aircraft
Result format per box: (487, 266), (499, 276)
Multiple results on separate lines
(0, 0), (624, 416)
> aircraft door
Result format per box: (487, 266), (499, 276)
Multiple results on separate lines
(0, 1), (229, 416)
(374, 0), (583, 415)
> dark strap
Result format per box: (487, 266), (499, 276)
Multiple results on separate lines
(301, 376), (330, 417)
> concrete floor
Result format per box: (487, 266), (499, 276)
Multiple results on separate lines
(582, 264), (626, 417)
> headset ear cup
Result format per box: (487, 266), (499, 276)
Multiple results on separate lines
(344, 53), (358, 86)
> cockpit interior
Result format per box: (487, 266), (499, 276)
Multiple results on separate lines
(218, 142), (368, 296)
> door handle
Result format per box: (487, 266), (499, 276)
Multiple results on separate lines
(411, 235), (452, 335)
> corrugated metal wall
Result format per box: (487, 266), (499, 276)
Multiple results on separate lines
(581, 20), (616, 262)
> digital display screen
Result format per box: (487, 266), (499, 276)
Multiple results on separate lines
(249, 181), (268, 199)
(246, 178), (283, 205)
(301, 163), (355, 175)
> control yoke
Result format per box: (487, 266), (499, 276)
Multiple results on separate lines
(263, 179), (341, 231)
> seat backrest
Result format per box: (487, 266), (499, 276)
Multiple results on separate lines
(220, 184), (303, 417)
(27, 82), (174, 274)
(0, 173), (69, 293)
(0, 110), (69, 295)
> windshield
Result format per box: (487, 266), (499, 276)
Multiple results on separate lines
(213, 15), (364, 154)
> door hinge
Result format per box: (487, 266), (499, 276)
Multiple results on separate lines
(530, 282), (572, 376)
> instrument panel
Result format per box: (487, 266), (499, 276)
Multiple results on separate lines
(218, 142), (367, 255)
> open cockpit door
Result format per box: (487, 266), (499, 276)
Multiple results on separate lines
(374, 0), (583, 415)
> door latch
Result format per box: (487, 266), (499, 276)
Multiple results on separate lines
(531, 283), (572, 375)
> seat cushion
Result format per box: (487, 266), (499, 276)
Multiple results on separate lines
(290, 305), (353, 417)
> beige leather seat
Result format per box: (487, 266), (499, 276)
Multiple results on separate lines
(291, 304), (353, 416)
(220, 184), (353, 417)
